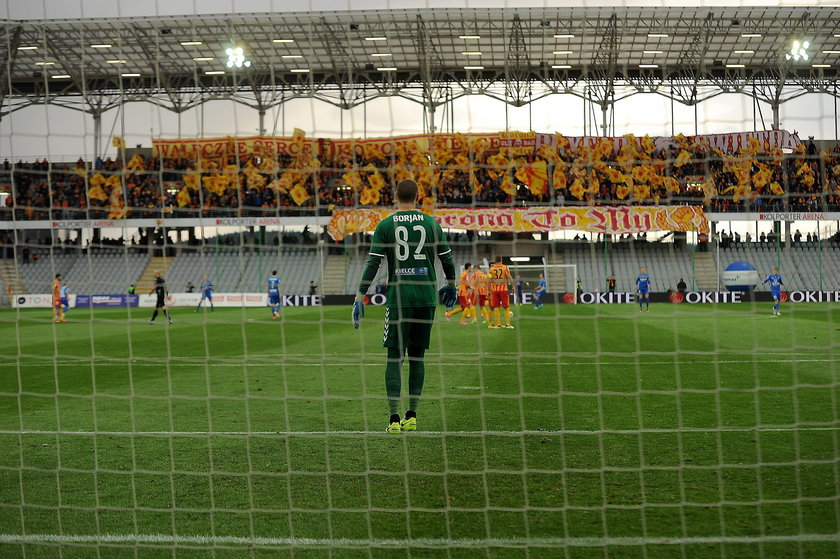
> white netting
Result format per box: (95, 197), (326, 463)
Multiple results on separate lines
(1, 2), (839, 558)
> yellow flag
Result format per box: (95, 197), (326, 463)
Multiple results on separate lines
(112, 136), (125, 149)
(289, 184), (310, 206)
(89, 173), (106, 188)
(674, 150), (692, 168)
(359, 187), (381, 206)
(569, 178), (585, 200)
(514, 160), (548, 196)
(87, 184), (107, 201)
(177, 187), (191, 207)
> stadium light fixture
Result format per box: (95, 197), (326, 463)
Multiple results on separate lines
(17, 46), (38, 50)
(639, 64), (658, 68)
(204, 70), (225, 75)
(741, 33), (762, 38)
(552, 50), (573, 55)
(822, 50), (840, 54)
(35, 61), (55, 66)
(725, 64), (745, 68)
(459, 35), (481, 40)
(290, 68), (310, 73)
(812, 64), (831, 68)
(733, 50), (755, 54)
(121, 73), (141, 77)
(553, 34), (575, 39)
(281, 55), (303, 59)
(193, 57), (214, 61)
(106, 59), (127, 64)
(463, 65), (484, 70)
(365, 37), (387, 41)
(91, 44), (112, 48)
(180, 41), (202, 46)
(51, 74), (71, 79)
(647, 33), (668, 38)
(377, 67), (397, 71)
(272, 39), (294, 43)
(643, 50), (663, 54)
(461, 51), (482, 55)
(785, 40), (810, 61)
(370, 53), (392, 57)
(551, 64), (571, 69)
(225, 47), (251, 68)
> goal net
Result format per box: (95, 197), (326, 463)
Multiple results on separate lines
(1, 2), (839, 559)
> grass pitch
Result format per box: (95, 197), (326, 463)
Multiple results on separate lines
(0, 301), (838, 558)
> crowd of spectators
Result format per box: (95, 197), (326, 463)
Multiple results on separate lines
(2, 133), (839, 221)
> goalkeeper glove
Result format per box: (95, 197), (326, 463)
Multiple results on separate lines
(438, 282), (457, 308)
(352, 294), (365, 329)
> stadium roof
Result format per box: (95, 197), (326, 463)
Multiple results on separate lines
(2, 6), (839, 117)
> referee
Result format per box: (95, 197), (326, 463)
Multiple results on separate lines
(148, 271), (173, 324)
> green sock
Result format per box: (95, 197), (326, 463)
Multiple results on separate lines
(407, 346), (426, 412)
(385, 347), (403, 416)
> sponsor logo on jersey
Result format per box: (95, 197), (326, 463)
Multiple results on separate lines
(395, 267), (429, 276)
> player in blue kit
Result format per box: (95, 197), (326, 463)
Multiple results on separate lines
(763, 267), (784, 316)
(636, 266), (651, 312)
(195, 275), (214, 312)
(59, 282), (71, 313)
(533, 273), (547, 310)
(268, 270), (281, 319)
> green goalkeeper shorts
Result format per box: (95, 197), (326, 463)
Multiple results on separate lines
(383, 306), (436, 349)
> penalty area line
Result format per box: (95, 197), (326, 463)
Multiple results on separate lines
(0, 532), (838, 548)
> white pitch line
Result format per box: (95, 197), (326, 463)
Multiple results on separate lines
(4, 358), (837, 368)
(2, 427), (837, 437)
(0, 532), (838, 548)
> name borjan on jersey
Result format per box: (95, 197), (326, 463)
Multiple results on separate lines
(395, 266), (429, 276)
(392, 214), (425, 223)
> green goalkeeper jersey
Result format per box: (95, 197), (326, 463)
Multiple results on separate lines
(358, 210), (456, 308)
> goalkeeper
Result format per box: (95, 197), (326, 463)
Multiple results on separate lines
(352, 179), (457, 434)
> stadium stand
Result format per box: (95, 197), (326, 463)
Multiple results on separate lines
(17, 249), (149, 295)
(147, 247), (325, 295)
(3, 133), (840, 220)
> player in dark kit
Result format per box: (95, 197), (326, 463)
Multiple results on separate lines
(148, 271), (173, 324)
(352, 179), (457, 433)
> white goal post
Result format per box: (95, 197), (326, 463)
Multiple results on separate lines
(508, 262), (578, 304)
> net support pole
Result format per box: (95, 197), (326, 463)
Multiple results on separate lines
(818, 222), (823, 291)
(93, 110), (102, 163)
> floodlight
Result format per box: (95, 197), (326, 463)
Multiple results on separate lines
(225, 46), (251, 69)
(785, 40), (810, 61)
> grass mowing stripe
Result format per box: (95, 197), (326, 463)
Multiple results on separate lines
(1, 532), (838, 548)
(4, 358), (837, 367)
(2, 426), (838, 436)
